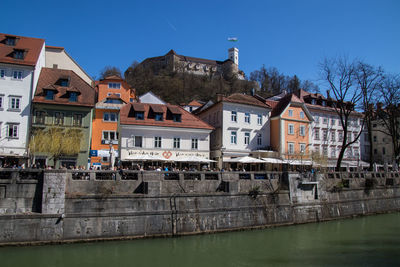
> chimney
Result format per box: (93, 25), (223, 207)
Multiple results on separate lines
(326, 90), (330, 99)
(216, 93), (224, 102)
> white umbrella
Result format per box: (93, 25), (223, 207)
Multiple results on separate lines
(125, 154), (164, 161)
(225, 156), (266, 163)
(262, 158), (284, 164)
(175, 156), (216, 162)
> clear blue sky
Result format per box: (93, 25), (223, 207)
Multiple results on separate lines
(2, 0), (399, 84)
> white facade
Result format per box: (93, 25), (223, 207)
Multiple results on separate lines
(0, 45), (45, 159)
(198, 101), (271, 164)
(120, 125), (211, 161)
(308, 109), (362, 163)
(228, 47), (239, 66)
(139, 91), (166, 105)
(45, 46), (93, 85)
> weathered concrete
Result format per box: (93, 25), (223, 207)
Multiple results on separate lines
(0, 170), (399, 245)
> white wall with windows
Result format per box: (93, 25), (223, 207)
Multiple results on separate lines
(119, 125), (211, 161)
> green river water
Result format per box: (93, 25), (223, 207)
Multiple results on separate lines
(0, 213), (399, 267)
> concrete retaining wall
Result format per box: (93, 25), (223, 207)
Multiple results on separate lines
(0, 170), (399, 245)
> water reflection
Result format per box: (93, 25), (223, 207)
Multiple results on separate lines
(0, 213), (399, 267)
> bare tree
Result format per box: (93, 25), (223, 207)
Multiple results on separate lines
(99, 66), (122, 79)
(354, 61), (384, 170)
(320, 57), (365, 169)
(376, 75), (400, 164)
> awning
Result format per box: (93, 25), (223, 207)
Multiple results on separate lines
(175, 156), (215, 163)
(262, 158), (284, 164)
(224, 156), (266, 163)
(284, 160), (313, 165)
(125, 154), (169, 161)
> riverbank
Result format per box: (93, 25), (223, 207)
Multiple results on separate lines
(0, 169), (399, 246)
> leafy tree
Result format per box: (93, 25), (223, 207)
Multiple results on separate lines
(29, 128), (82, 167)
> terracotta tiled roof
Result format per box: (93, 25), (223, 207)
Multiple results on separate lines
(187, 100), (203, 107)
(222, 93), (271, 108)
(33, 68), (95, 107)
(45, 45), (64, 50)
(270, 93), (304, 117)
(120, 103), (213, 130)
(0, 33), (44, 67)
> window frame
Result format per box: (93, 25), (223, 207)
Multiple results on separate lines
(299, 125), (306, 136)
(300, 111), (304, 119)
(103, 112), (117, 122)
(288, 109), (293, 117)
(257, 114), (262, 125)
(288, 124), (294, 135)
(0, 69), (5, 79)
(231, 111), (237, 122)
(7, 123), (19, 139)
(108, 83), (121, 89)
(244, 132), (250, 145)
(12, 70), (23, 80)
(244, 113), (250, 124)
(257, 133), (262, 146)
(231, 131), (237, 144)
(154, 136), (162, 148)
(288, 142), (294, 155)
(54, 112), (65, 125)
(73, 113), (83, 127)
(8, 96), (21, 111)
(191, 138), (198, 150)
(173, 137), (180, 149)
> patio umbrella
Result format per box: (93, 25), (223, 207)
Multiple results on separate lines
(225, 156), (266, 163)
(175, 156), (216, 162)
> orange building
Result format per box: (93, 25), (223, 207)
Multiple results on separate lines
(90, 76), (136, 168)
(267, 94), (313, 161)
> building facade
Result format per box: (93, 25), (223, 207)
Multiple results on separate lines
(0, 33), (45, 166)
(196, 93), (271, 168)
(31, 68), (95, 168)
(119, 103), (213, 164)
(90, 76), (136, 168)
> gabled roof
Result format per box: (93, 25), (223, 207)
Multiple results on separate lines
(222, 93), (271, 109)
(33, 68), (95, 107)
(0, 33), (44, 67)
(120, 103), (213, 130)
(269, 93), (312, 119)
(183, 100), (204, 107)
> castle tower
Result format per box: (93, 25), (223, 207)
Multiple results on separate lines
(228, 47), (239, 66)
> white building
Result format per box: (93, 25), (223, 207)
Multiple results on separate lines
(119, 102), (213, 165)
(45, 46), (93, 85)
(289, 90), (363, 167)
(0, 34), (45, 166)
(195, 93), (271, 168)
(138, 91), (166, 105)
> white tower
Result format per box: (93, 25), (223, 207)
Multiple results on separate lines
(228, 47), (239, 66)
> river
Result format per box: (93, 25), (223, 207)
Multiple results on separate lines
(1, 213), (399, 267)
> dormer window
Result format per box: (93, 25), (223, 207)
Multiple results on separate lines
(5, 36), (16, 46)
(155, 113), (163, 121)
(322, 101), (326, 107)
(13, 49), (25, 59)
(311, 99), (316, 105)
(135, 111), (144, 120)
(172, 114), (181, 122)
(60, 79), (69, 87)
(45, 90), (55, 100)
(69, 92), (78, 102)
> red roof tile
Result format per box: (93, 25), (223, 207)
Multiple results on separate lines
(0, 33), (44, 67)
(120, 103), (213, 130)
(33, 68), (95, 107)
(222, 93), (270, 108)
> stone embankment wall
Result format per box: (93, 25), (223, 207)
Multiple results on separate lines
(0, 169), (399, 245)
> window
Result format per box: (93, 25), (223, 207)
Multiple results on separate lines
(231, 131), (237, 144)
(311, 99), (316, 105)
(331, 131), (335, 141)
(347, 133), (352, 142)
(231, 111), (237, 122)
(172, 114), (181, 122)
(7, 124), (18, 138)
(383, 147), (386, 155)
(135, 111), (144, 120)
(155, 113), (163, 121)
(13, 70), (22, 80)
(189, 107), (193, 112)
(288, 142), (294, 155)
(108, 83), (121, 89)
(13, 49), (24, 59)
(245, 113), (250, 123)
(9, 96), (21, 110)
(364, 133), (369, 142)
(346, 147), (353, 157)
(154, 137), (162, 148)
(314, 116), (319, 124)
(173, 137), (180, 149)
(107, 93), (121, 97)
(60, 79), (69, 87)
(300, 111), (304, 119)
(130, 98), (134, 103)
(191, 138), (198, 150)
(35, 111), (46, 124)
(6, 37), (16, 46)
(257, 134), (262, 146)
(69, 92), (78, 102)
(323, 146), (328, 156)
(134, 136), (143, 148)
(322, 101), (326, 107)
(323, 130), (328, 141)
(374, 149), (377, 154)
(353, 133), (357, 141)
(300, 143), (306, 153)
(54, 112), (64, 125)
(354, 148), (359, 157)
(0, 95), (3, 109)
(373, 136), (377, 142)
(323, 118), (328, 124)
(244, 132), (250, 145)
(338, 132), (343, 142)
(73, 114), (82, 126)
(0, 69), (5, 78)
(102, 131), (118, 143)
(288, 109), (293, 117)
(45, 90), (55, 100)
(288, 124), (294, 135)
(314, 128), (320, 140)
(331, 148), (336, 158)
(300, 125), (305, 136)
(103, 112), (117, 122)
(331, 119), (335, 125)
(257, 114), (262, 125)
